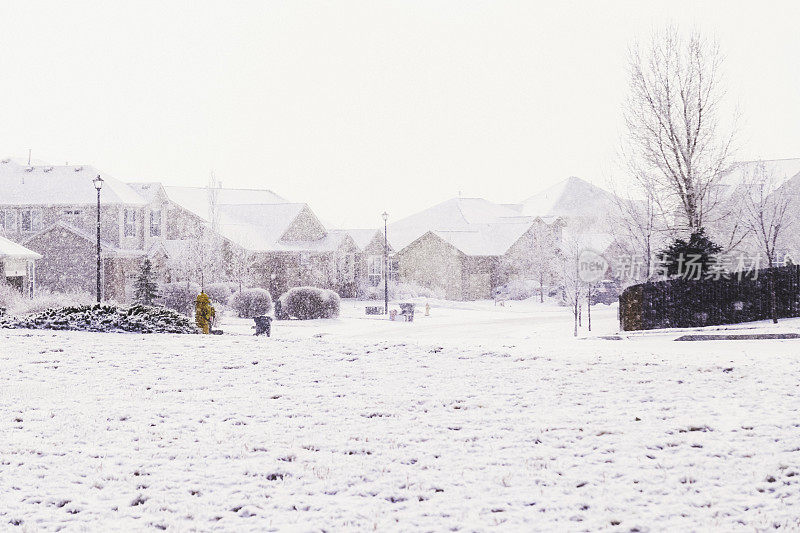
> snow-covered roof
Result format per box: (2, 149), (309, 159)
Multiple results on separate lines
(127, 182), (166, 202)
(343, 229), (382, 250)
(0, 159), (147, 206)
(559, 230), (615, 255)
(389, 197), (534, 252)
(204, 204), (340, 253)
(216, 203), (304, 251)
(721, 158), (800, 188)
(0, 235), (41, 260)
(163, 186), (286, 222)
(160, 183), (343, 253)
(432, 221), (535, 256)
(519, 176), (617, 219)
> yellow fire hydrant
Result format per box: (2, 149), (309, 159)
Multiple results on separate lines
(195, 291), (216, 334)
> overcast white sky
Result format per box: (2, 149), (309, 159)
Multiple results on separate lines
(0, 1), (798, 227)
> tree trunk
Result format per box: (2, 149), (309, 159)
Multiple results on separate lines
(539, 275), (544, 303)
(573, 298), (578, 337)
(587, 285), (592, 332)
(770, 267), (778, 324)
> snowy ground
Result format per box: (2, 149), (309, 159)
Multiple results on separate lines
(2, 300), (800, 531)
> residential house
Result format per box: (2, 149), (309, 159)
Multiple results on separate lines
(343, 229), (396, 292)
(0, 159), (163, 301)
(153, 186), (363, 299)
(389, 197), (563, 300)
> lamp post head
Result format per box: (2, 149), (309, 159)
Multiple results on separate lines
(93, 175), (104, 191)
(382, 211), (389, 222)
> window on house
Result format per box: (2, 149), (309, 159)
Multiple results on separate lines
(20, 209), (42, 233)
(368, 255), (383, 286)
(338, 253), (355, 282)
(0, 210), (16, 232)
(150, 210), (162, 237)
(62, 209), (83, 221)
(124, 209), (137, 237)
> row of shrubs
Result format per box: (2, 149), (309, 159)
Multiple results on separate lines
(158, 282), (340, 320)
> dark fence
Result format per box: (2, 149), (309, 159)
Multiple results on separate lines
(619, 265), (800, 331)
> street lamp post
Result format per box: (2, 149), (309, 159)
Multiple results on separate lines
(382, 211), (389, 316)
(92, 175), (104, 303)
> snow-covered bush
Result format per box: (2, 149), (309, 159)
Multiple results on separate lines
(358, 283), (388, 301)
(158, 282), (201, 316)
(205, 283), (233, 306)
(11, 288), (94, 316)
(279, 286), (340, 319)
(228, 287), (273, 318)
(357, 280), (440, 301)
(394, 282), (445, 300)
(0, 282), (21, 312)
(493, 280), (540, 301)
(0, 304), (197, 334)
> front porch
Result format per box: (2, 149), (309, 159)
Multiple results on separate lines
(0, 236), (42, 297)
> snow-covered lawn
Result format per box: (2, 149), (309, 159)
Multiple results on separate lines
(2, 302), (799, 530)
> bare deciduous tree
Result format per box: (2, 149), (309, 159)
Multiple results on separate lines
(607, 174), (664, 282)
(501, 220), (561, 302)
(737, 161), (797, 323)
(738, 161), (795, 268)
(624, 27), (736, 232)
(559, 233), (585, 337)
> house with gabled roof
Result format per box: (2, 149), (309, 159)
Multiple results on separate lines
(22, 221), (160, 301)
(157, 186), (363, 297)
(510, 176), (618, 232)
(339, 229), (396, 290)
(390, 197), (564, 300)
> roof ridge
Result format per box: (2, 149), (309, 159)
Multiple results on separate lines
(165, 185), (282, 194)
(453, 198), (470, 226)
(220, 201), (305, 207)
(735, 157), (800, 164)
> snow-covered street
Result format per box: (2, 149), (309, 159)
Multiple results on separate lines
(2, 303), (799, 531)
